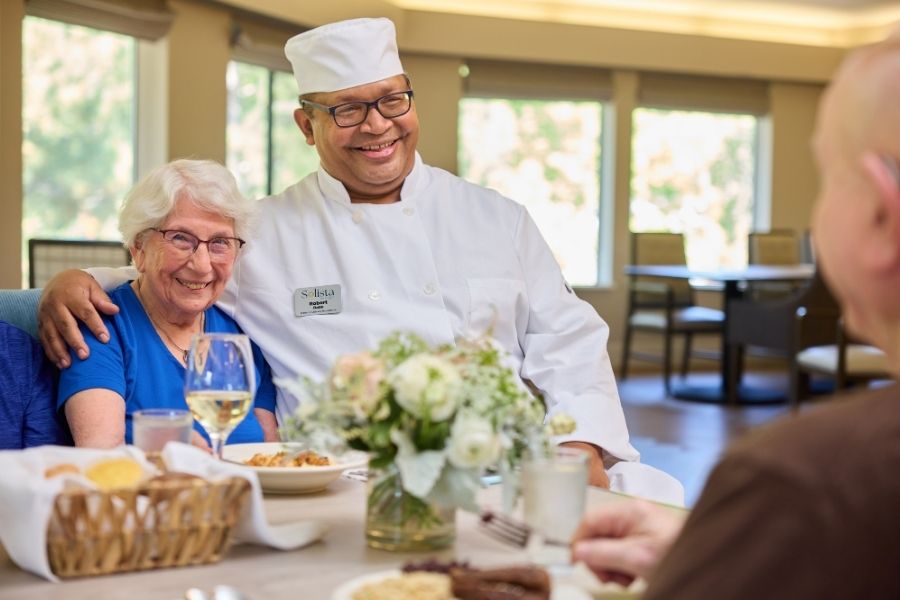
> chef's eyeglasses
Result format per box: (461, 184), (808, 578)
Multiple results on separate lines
(300, 90), (414, 127)
(150, 228), (245, 262)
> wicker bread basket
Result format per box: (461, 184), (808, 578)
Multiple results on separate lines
(46, 472), (251, 578)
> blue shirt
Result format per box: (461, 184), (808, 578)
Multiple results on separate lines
(0, 321), (69, 449)
(58, 283), (276, 444)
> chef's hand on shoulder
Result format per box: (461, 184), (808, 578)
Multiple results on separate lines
(38, 269), (119, 369)
(560, 441), (610, 488)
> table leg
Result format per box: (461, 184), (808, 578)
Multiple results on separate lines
(669, 280), (786, 405)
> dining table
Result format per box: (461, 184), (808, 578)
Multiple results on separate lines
(0, 473), (652, 600)
(624, 263), (816, 405)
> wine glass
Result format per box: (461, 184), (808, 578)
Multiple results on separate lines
(184, 333), (256, 459)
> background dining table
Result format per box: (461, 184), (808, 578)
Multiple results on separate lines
(624, 263), (816, 404)
(0, 474), (654, 599)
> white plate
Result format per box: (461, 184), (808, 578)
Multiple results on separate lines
(330, 569), (595, 600)
(222, 442), (368, 494)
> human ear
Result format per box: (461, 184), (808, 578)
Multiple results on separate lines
(130, 233), (148, 272)
(862, 152), (900, 203)
(860, 151), (900, 267)
(294, 108), (316, 146)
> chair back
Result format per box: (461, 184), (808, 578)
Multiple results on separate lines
(727, 268), (839, 353)
(793, 272), (843, 350)
(800, 229), (816, 264)
(748, 230), (800, 266)
(28, 238), (130, 289)
(0, 288), (42, 339)
(631, 232), (693, 306)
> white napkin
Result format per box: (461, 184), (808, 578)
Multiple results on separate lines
(160, 443), (326, 549)
(0, 443), (325, 582)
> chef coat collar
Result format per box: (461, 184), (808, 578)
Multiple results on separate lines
(315, 152), (425, 209)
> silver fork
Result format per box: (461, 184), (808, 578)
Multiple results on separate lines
(479, 510), (572, 548)
(478, 510), (531, 547)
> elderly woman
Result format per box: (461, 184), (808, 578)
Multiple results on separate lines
(58, 159), (278, 448)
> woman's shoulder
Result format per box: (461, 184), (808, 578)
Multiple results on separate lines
(205, 304), (242, 333)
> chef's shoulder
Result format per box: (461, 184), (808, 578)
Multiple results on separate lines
(425, 164), (526, 221)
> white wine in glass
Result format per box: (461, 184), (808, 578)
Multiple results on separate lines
(184, 333), (256, 459)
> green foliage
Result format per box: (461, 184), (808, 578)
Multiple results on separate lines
(458, 97), (603, 285)
(22, 17), (135, 242)
(226, 62), (320, 200)
(630, 108), (757, 269)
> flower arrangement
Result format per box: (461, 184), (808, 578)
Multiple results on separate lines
(277, 332), (574, 549)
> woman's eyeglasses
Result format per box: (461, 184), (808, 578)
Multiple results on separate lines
(150, 228), (245, 262)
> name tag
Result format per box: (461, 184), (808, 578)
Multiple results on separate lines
(294, 285), (342, 317)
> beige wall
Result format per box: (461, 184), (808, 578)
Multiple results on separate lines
(0, 0), (24, 289)
(166, 1), (230, 162)
(0, 0), (847, 366)
(769, 82), (827, 233)
(401, 54), (463, 174)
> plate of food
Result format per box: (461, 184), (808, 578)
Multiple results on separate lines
(331, 564), (595, 600)
(222, 442), (368, 494)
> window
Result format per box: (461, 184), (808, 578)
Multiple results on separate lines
(226, 61), (319, 200)
(630, 108), (759, 270)
(458, 98), (604, 287)
(22, 16), (136, 242)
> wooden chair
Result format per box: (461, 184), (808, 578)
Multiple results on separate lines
(726, 269), (842, 408)
(746, 229), (802, 299)
(28, 238), (130, 289)
(748, 229), (801, 265)
(620, 232), (724, 393)
(794, 321), (892, 401)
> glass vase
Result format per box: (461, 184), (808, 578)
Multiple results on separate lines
(365, 464), (456, 552)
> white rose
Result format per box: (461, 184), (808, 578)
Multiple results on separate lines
(448, 413), (501, 469)
(388, 354), (462, 421)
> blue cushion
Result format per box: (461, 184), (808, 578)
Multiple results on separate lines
(0, 289), (41, 339)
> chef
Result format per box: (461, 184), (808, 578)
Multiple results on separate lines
(37, 17), (682, 504)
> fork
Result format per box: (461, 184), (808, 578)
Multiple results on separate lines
(478, 510), (531, 547)
(479, 510), (572, 549)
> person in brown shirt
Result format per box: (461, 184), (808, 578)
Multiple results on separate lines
(571, 30), (900, 599)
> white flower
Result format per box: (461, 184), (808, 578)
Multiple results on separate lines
(448, 413), (501, 469)
(388, 354), (462, 421)
(547, 413), (577, 436)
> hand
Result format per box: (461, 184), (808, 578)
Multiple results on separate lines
(560, 441), (610, 488)
(38, 269), (119, 368)
(570, 500), (686, 586)
(190, 430), (213, 453)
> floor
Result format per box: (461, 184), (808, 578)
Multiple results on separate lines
(616, 371), (795, 506)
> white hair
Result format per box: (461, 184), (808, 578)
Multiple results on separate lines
(118, 159), (256, 248)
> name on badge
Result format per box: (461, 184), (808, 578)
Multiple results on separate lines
(294, 285), (342, 317)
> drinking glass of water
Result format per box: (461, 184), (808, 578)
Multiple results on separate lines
(184, 333), (255, 459)
(132, 408), (193, 452)
(521, 446), (589, 571)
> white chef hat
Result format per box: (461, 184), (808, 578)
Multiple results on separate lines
(285, 18), (405, 96)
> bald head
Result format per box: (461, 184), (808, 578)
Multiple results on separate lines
(811, 32), (900, 357)
(821, 34), (900, 165)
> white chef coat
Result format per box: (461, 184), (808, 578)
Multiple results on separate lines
(91, 154), (683, 505)
(219, 153), (638, 463)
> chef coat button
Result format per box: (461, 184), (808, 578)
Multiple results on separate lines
(402, 207), (415, 216)
(423, 283), (436, 295)
(352, 210), (364, 224)
(368, 290), (381, 301)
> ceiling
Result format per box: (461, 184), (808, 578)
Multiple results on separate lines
(386, 0), (900, 47)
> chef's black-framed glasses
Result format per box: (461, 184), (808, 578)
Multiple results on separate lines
(300, 90), (414, 127)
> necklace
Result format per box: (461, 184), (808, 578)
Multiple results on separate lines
(134, 279), (205, 363)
